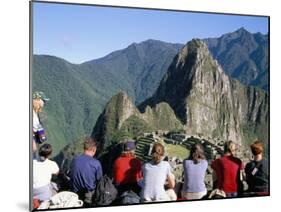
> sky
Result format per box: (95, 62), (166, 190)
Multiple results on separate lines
(33, 2), (269, 64)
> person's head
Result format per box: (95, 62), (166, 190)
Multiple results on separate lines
(151, 142), (165, 164)
(32, 91), (49, 113)
(250, 140), (264, 156)
(224, 140), (236, 155)
(188, 143), (206, 164)
(38, 143), (52, 161)
(121, 140), (136, 157)
(84, 137), (97, 157)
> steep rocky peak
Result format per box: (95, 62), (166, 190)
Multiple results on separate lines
(105, 91), (138, 129)
(176, 39), (209, 65)
(107, 91), (135, 112)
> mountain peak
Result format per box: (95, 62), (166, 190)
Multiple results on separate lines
(236, 27), (248, 33)
(176, 39), (213, 69)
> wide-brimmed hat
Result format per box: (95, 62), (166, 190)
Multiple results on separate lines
(33, 91), (50, 102)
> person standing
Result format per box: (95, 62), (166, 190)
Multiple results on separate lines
(141, 142), (176, 202)
(32, 91), (49, 153)
(113, 140), (142, 194)
(69, 137), (103, 206)
(181, 143), (208, 200)
(245, 140), (268, 195)
(211, 140), (244, 197)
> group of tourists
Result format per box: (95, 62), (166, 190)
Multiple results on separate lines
(32, 91), (269, 209)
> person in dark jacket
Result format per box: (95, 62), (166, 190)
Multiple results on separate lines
(245, 140), (268, 195)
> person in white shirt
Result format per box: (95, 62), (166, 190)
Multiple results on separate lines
(33, 143), (59, 201)
(141, 142), (176, 202)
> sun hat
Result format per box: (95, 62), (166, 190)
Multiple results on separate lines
(33, 91), (50, 102)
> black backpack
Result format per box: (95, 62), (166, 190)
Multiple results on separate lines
(93, 175), (118, 206)
(119, 190), (141, 205)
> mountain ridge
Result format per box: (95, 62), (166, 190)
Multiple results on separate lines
(33, 28), (269, 154)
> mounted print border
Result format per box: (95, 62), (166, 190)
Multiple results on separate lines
(30, 1), (270, 211)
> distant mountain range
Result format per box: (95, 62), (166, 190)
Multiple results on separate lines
(32, 28), (269, 154)
(92, 39), (268, 154)
(205, 27), (268, 90)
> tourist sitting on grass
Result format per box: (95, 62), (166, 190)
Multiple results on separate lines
(69, 137), (103, 207)
(33, 143), (59, 202)
(211, 140), (244, 198)
(245, 140), (268, 195)
(181, 143), (208, 200)
(113, 140), (143, 194)
(141, 142), (177, 202)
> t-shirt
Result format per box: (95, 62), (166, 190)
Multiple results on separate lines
(33, 158), (59, 188)
(113, 155), (142, 185)
(245, 159), (268, 192)
(141, 161), (173, 201)
(183, 159), (208, 193)
(211, 155), (244, 193)
(70, 154), (103, 193)
(33, 110), (41, 132)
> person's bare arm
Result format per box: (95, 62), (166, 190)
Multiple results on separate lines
(240, 169), (246, 181)
(166, 174), (175, 189)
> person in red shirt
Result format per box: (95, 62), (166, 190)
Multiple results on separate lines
(113, 140), (143, 194)
(211, 140), (244, 197)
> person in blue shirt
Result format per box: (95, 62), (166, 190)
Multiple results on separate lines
(70, 137), (103, 206)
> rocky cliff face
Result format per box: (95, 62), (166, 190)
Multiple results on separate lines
(92, 92), (182, 152)
(140, 39), (268, 146)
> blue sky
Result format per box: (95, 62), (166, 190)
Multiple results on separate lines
(33, 2), (269, 64)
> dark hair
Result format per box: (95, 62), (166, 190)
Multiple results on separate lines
(84, 137), (97, 150)
(39, 143), (52, 159)
(223, 140), (236, 154)
(188, 143), (206, 164)
(151, 143), (165, 164)
(250, 140), (264, 156)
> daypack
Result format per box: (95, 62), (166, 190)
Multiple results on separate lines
(119, 190), (141, 205)
(93, 175), (118, 206)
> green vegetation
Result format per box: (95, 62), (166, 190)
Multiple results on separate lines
(165, 144), (190, 160)
(120, 115), (151, 138)
(33, 31), (269, 157)
(33, 41), (181, 154)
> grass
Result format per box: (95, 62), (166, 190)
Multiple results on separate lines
(165, 144), (190, 160)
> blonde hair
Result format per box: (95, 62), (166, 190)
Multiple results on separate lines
(151, 143), (165, 164)
(33, 99), (44, 113)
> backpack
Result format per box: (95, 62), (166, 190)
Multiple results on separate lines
(93, 175), (118, 206)
(119, 190), (141, 205)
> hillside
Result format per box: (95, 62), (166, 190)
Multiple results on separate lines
(205, 27), (268, 90)
(32, 55), (107, 152)
(33, 40), (182, 153)
(139, 39), (268, 147)
(91, 92), (183, 152)
(33, 28), (268, 154)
